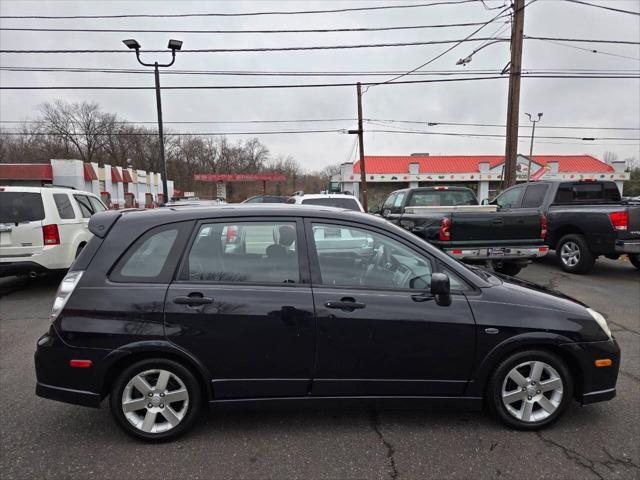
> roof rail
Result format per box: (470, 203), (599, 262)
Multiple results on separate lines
(42, 184), (76, 190)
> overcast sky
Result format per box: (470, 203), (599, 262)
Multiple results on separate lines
(1, 0), (639, 171)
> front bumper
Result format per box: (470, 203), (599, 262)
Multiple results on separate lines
(34, 327), (113, 408)
(444, 245), (549, 262)
(615, 240), (640, 254)
(560, 338), (620, 405)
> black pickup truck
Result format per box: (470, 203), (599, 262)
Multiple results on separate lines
(379, 186), (547, 276)
(490, 180), (640, 273)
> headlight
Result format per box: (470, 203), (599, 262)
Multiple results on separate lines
(587, 308), (612, 340)
(50, 270), (83, 322)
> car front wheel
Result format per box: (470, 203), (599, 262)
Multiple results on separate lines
(487, 350), (573, 430)
(109, 358), (202, 441)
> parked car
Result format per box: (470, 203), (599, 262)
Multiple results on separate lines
(378, 186), (547, 276)
(490, 181), (640, 273)
(286, 192), (364, 212)
(0, 185), (107, 277)
(242, 195), (288, 204)
(35, 205), (619, 440)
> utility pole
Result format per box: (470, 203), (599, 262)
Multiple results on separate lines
(503, 0), (525, 189)
(525, 112), (543, 181)
(348, 82), (368, 211)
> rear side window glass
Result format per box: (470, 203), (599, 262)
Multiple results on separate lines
(74, 195), (93, 218)
(53, 193), (76, 219)
(301, 197), (360, 211)
(110, 223), (191, 283)
(0, 192), (45, 223)
(603, 183), (621, 201)
(554, 183), (617, 203)
(521, 184), (549, 208)
(88, 196), (107, 213)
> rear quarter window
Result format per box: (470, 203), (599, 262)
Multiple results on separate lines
(0, 192), (45, 223)
(53, 193), (76, 220)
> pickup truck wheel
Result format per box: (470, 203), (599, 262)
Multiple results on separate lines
(494, 263), (522, 276)
(629, 254), (640, 270)
(556, 234), (595, 274)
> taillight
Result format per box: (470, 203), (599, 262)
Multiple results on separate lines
(226, 226), (238, 244)
(540, 214), (548, 240)
(609, 211), (628, 231)
(42, 224), (60, 245)
(49, 270), (84, 322)
(439, 217), (451, 241)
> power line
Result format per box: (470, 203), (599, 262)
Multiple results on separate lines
(536, 38), (640, 62)
(365, 128), (640, 141)
(367, 119), (640, 131)
(2, 66), (634, 76)
(1, 74), (637, 91)
(0, 118), (357, 125)
(564, 0), (640, 16)
(0, 22), (499, 34)
(0, 0), (481, 19)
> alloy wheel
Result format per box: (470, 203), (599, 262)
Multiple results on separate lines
(501, 360), (564, 423)
(560, 241), (581, 267)
(121, 369), (189, 434)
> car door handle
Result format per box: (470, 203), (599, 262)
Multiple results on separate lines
(325, 299), (366, 310)
(173, 295), (213, 306)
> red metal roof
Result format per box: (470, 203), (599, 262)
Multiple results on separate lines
(83, 163), (98, 181)
(122, 169), (134, 183)
(353, 155), (614, 174)
(0, 163), (53, 181)
(111, 167), (123, 183)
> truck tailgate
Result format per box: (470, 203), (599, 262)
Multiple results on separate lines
(450, 210), (541, 244)
(619, 204), (640, 240)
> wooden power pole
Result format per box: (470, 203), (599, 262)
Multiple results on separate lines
(503, 0), (525, 189)
(349, 82), (368, 211)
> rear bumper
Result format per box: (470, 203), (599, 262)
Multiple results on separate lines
(615, 240), (640, 254)
(36, 382), (101, 408)
(444, 245), (549, 262)
(0, 261), (54, 277)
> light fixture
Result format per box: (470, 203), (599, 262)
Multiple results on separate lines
(122, 39), (141, 50)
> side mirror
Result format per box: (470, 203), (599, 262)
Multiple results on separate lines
(430, 272), (451, 306)
(481, 198), (489, 205)
(368, 207), (381, 215)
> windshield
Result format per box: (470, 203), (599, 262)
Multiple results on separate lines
(408, 190), (477, 207)
(0, 192), (45, 223)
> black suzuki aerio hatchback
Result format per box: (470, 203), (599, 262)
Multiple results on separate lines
(35, 205), (620, 441)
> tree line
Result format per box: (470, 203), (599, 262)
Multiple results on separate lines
(0, 100), (341, 201)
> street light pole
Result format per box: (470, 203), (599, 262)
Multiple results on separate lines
(123, 39), (182, 204)
(525, 112), (543, 182)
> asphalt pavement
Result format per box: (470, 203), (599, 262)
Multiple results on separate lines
(0, 255), (638, 479)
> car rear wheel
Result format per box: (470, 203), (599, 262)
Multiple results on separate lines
(556, 234), (595, 274)
(629, 254), (640, 270)
(109, 358), (201, 441)
(487, 350), (573, 430)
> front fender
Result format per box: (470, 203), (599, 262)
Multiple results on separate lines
(465, 332), (576, 397)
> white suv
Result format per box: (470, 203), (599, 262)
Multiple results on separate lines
(0, 186), (107, 277)
(285, 193), (364, 212)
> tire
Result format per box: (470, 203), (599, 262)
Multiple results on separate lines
(487, 349), (573, 430)
(109, 358), (202, 442)
(629, 254), (640, 271)
(494, 263), (522, 276)
(556, 234), (596, 274)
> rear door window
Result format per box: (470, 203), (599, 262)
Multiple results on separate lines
(88, 196), (107, 213)
(0, 192), (45, 223)
(53, 193), (76, 219)
(73, 195), (94, 218)
(521, 184), (549, 208)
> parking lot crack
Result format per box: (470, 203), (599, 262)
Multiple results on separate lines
(618, 369), (640, 383)
(536, 432), (639, 479)
(369, 410), (398, 480)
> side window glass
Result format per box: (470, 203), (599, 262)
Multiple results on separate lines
(496, 186), (524, 209)
(521, 184), (549, 208)
(88, 196), (107, 213)
(73, 195), (93, 218)
(393, 192), (405, 208)
(312, 223), (432, 290)
(53, 193), (76, 219)
(112, 227), (180, 282)
(382, 193), (396, 216)
(183, 222), (300, 284)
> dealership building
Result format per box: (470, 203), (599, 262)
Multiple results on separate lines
(332, 154), (630, 207)
(0, 159), (174, 208)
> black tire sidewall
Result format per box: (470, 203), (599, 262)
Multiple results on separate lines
(488, 349), (573, 430)
(109, 358), (202, 442)
(494, 264), (522, 276)
(629, 254), (640, 270)
(556, 234), (595, 274)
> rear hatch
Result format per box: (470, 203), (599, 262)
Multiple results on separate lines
(0, 190), (45, 259)
(449, 210), (542, 245)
